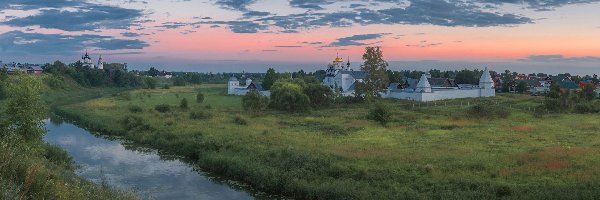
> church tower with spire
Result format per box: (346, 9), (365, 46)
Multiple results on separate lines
(97, 55), (104, 70)
(81, 50), (95, 68)
(479, 67), (495, 97)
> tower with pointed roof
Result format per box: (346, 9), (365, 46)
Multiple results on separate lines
(416, 73), (432, 93)
(479, 67), (495, 97)
(97, 55), (104, 70)
(81, 50), (95, 68)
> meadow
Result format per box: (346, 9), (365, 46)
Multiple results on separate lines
(56, 84), (600, 199)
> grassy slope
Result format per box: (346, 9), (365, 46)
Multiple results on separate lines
(0, 75), (135, 200)
(57, 84), (600, 199)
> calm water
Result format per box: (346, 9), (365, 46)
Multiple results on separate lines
(43, 120), (256, 200)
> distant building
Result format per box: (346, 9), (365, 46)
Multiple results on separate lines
(97, 55), (104, 70)
(81, 50), (105, 70)
(82, 50), (95, 68)
(322, 55), (367, 95)
(228, 77), (270, 96)
(27, 66), (43, 76)
(383, 68), (495, 102)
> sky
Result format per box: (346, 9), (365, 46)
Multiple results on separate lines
(0, 0), (599, 74)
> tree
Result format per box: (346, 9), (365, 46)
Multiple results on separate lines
(548, 82), (560, 98)
(147, 67), (160, 77)
(173, 76), (186, 86)
(581, 83), (597, 101)
(387, 70), (402, 83)
(1, 74), (46, 142)
(262, 68), (278, 90)
(269, 80), (310, 112)
(455, 69), (479, 84)
(145, 77), (157, 89)
(242, 90), (269, 114)
(355, 47), (389, 100)
(196, 92), (205, 103)
(303, 84), (334, 108)
(180, 98), (189, 109)
(516, 81), (528, 93)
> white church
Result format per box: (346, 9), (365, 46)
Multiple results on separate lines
(81, 50), (105, 70)
(322, 55), (367, 96)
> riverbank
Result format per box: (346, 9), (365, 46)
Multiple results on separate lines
(0, 75), (136, 199)
(55, 84), (600, 199)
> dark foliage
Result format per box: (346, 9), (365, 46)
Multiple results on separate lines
(242, 90), (269, 113)
(154, 104), (171, 113)
(368, 103), (392, 126)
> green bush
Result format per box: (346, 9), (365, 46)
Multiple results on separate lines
(303, 84), (334, 108)
(162, 84), (170, 89)
(120, 115), (144, 130)
(128, 105), (143, 113)
(574, 102), (600, 114)
(190, 110), (213, 120)
(368, 103), (392, 126)
(145, 77), (157, 89)
(233, 115), (248, 125)
(242, 90), (268, 113)
(155, 104), (171, 113)
(269, 80), (310, 112)
(173, 76), (186, 86)
(43, 74), (66, 89)
(196, 92), (205, 103)
(180, 98), (189, 110)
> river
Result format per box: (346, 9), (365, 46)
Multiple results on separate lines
(43, 119), (258, 200)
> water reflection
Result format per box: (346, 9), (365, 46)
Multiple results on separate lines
(43, 122), (254, 200)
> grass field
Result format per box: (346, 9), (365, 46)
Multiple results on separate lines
(56, 84), (600, 199)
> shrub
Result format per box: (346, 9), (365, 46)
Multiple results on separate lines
(190, 110), (212, 120)
(162, 84), (170, 89)
(190, 111), (212, 120)
(574, 102), (600, 114)
(155, 104), (171, 113)
(43, 74), (65, 89)
(180, 98), (189, 110)
(269, 80), (311, 112)
(303, 84), (334, 108)
(196, 92), (205, 103)
(173, 76), (186, 86)
(145, 77), (157, 89)
(368, 103), (392, 126)
(233, 115), (248, 125)
(128, 105), (143, 113)
(121, 115), (144, 130)
(242, 90), (268, 113)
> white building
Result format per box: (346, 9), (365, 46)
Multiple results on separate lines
(97, 55), (104, 70)
(383, 68), (495, 102)
(80, 50), (105, 70)
(81, 50), (95, 68)
(322, 55), (367, 96)
(228, 77), (270, 96)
